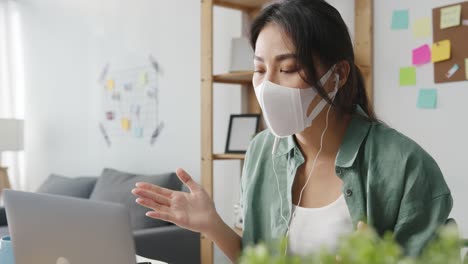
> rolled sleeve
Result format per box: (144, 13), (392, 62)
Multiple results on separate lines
(394, 194), (453, 256)
(393, 150), (453, 257)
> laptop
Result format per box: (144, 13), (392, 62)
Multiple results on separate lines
(3, 189), (146, 264)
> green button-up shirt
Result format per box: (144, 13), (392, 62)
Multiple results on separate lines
(240, 110), (453, 257)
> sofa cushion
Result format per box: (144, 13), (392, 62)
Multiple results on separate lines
(0, 207), (6, 226)
(36, 174), (97, 199)
(89, 168), (182, 230)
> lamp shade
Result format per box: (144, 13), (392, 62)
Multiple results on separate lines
(0, 119), (24, 151)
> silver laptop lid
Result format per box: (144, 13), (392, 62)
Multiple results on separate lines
(3, 189), (137, 264)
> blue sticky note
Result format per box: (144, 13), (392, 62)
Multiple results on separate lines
(417, 89), (437, 109)
(392, 10), (409, 30)
(133, 127), (144, 138)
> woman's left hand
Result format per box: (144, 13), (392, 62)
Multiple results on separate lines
(357, 221), (368, 232)
(335, 221), (368, 262)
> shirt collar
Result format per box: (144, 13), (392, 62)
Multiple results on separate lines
(273, 105), (372, 168)
(335, 106), (372, 168)
(272, 135), (296, 158)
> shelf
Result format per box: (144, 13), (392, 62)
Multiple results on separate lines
(202, 1), (374, 264)
(213, 72), (253, 84)
(213, 153), (245, 160)
(233, 226), (243, 237)
(214, 0), (270, 11)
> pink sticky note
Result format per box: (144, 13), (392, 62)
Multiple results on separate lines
(412, 44), (431, 65)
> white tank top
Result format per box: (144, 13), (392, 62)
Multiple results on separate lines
(287, 194), (353, 256)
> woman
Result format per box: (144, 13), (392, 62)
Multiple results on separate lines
(132, 0), (453, 262)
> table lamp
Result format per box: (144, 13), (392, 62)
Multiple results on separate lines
(0, 119), (24, 194)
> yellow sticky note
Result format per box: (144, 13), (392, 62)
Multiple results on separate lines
(106, 80), (115, 91)
(413, 18), (431, 38)
(139, 72), (148, 86)
(465, 59), (468, 80)
(432, 40), (451, 63)
(121, 118), (131, 131)
(440, 5), (461, 29)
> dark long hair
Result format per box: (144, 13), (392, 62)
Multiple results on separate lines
(250, 0), (376, 120)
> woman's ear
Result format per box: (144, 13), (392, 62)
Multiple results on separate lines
(335, 61), (350, 88)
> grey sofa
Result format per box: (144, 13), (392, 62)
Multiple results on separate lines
(0, 168), (200, 264)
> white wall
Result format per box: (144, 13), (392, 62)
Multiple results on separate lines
(327, 0), (355, 41)
(19, 1), (241, 263)
(332, 0), (468, 238)
(328, 0), (468, 239)
(374, 0), (468, 238)
(20, 0), (201, 190)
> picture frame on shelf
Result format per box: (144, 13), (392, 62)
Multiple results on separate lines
(225, 114), (260, 154)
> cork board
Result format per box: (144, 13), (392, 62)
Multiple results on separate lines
(432, 1), (468, 84)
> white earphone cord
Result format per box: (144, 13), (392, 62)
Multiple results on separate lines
(272, 103), (333, 256)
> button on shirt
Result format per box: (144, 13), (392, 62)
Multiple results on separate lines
(239, 107), (453, 257)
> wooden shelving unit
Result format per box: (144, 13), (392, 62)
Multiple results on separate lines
(213, 72), (253, 84)
(212, 153), (246, 160)
(200, 0), (373, 263)
(214, 0), (271, 11)
(201, 2), (260, 263)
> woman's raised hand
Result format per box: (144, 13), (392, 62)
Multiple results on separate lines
(132, 168), (219, 235)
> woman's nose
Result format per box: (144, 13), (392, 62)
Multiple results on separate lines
(264, 72), (278, 84)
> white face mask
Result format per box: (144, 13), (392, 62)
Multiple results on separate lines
(254, 65), (339, 138)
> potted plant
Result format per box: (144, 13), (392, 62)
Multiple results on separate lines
(239, 224), (462, 264)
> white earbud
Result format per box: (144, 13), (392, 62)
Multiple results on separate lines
(272, 102), (333, 256)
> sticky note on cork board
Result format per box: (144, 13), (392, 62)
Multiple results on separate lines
(440, 4), (461, 29)
(433, 2), (468, 83)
